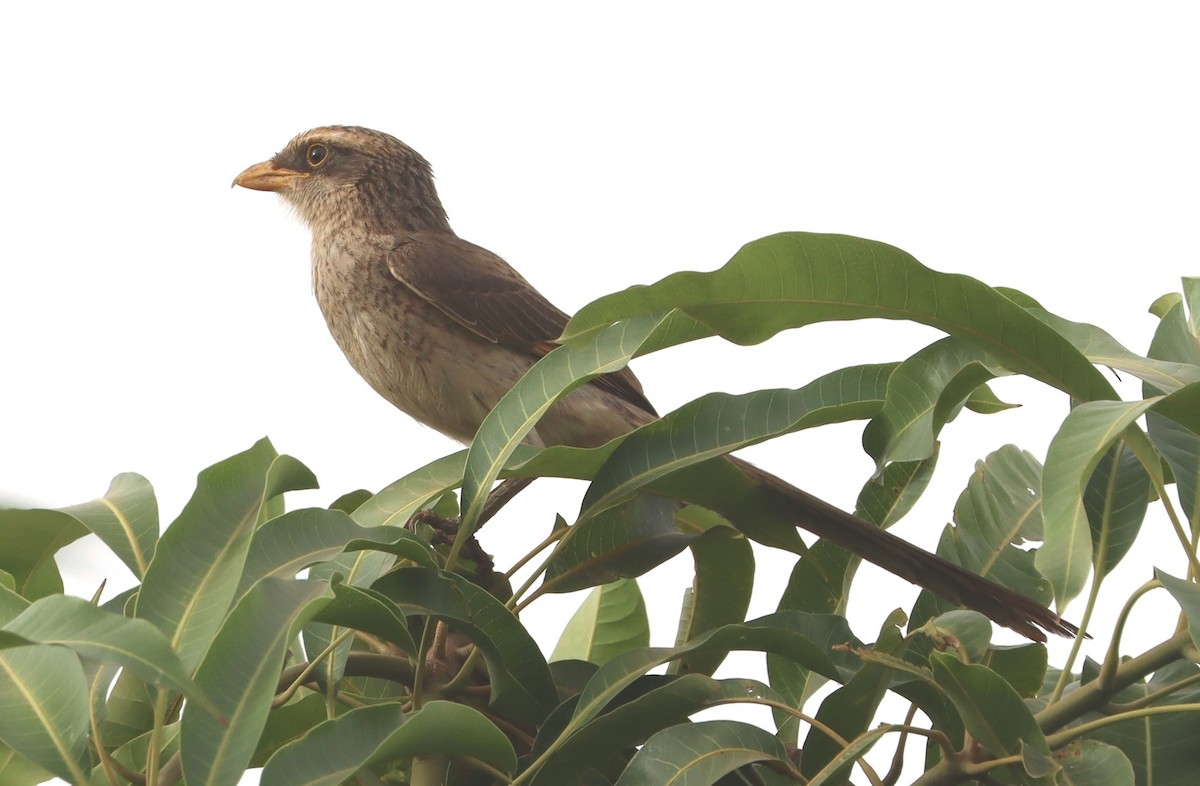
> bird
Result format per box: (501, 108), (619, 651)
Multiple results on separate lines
(233, 125), (1077, 642)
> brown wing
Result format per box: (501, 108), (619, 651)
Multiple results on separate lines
(385, 232), (657, 416)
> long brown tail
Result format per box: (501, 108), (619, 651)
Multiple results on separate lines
(729, 457), (1079, 642)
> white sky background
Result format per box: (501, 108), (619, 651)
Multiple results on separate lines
(4, 3), (1199, 783)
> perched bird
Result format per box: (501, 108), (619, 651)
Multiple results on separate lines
(234, 126), (1077, 641)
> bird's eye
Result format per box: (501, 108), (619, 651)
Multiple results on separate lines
(306, 144), (328, 168)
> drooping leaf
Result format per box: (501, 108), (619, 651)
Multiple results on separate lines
(1157, 570), (1200, 648)
(544, 495), (690, 593)
(565, 232), (1116, 405)
(571, 613), (849, 733)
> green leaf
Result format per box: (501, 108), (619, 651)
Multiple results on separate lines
(248, 694), (328, 768)
(552, 579), (649, 666)
(0, 742), (53, 786)
(863, 337), (1009, 468)
(261, 701), (516, 785)
(0, 595), (217, 717)
(1055, 740), (1134, 786)
(1081, 660), (1200, 786)
(1146, 296), (1200, 521)
(571, 613), (846, 732)
(237, 507), (435, 600)
(1083, 442), (1150, 575)
(137, 438), (316, 670)
(912, 446), (1052, 626)
(928, 610), (992, 663)
(461, 311), (676, 534)
(770, 457), (933, 741)
(581, 364), (895, 519)
(1028, 307), (1200, 393)
(565, 232), (1116, 404)
(982, 643), (1048, 699)
(800, 612), (906, 780)
(670, 517), (754, 676)
(309, 583), (418, 654)
(530, 676), (782, 786)
(614, 720), (796, 785)
(57, 473), (158, 579)
(0, 646), (89, 783)
(766, 613), (864, 744)
(1156, 570), (1200, 648)
(181, 577), (333, 786)
(372, 567), (558, 725)
(1038, 400), (1158, 607)
(0, 508), (87, 599)
(929, 651), (1049, 761)
(544, 495), (692, 593)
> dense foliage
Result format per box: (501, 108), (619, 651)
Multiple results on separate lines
(2, 233), (1198, 785)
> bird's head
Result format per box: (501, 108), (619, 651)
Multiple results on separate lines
(233, 126), (450, 233)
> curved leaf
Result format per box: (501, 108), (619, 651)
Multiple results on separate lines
(581, 364), (895, 518)
(929, 651), (1049, 761)
(237, 508), (435, 600)
(260, 701), (516, 786)
(0, 595), (215, 716)
(551, 578), (649, 666)
(1083, 442), (1150, 575)
(614, 720), (796, 785)
(0, 646), (89, 783)
(1056, 740), (1134, 786)
(57, 473), (158, 579)
(0, 509), (87, 600)
(670, 516), (754, 676)
(571, 613), (850, 733)
(372, 567), (558, 724)
(912, 446), (1052, 625)
(544, 495), (690, 593)
(1038, 401), (1159, 607)
(863, 337), (1009, 468)
(530, 676), (781, 786)
(137, 438), (314, 670)
(1029, 307), (1200, 393)
(566, 232), (1116, 404)
(460, 311), (676, 535)
(181, 578), (334, 786)
(309, 584), (418, 654)
(801, 612), (906, 780)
